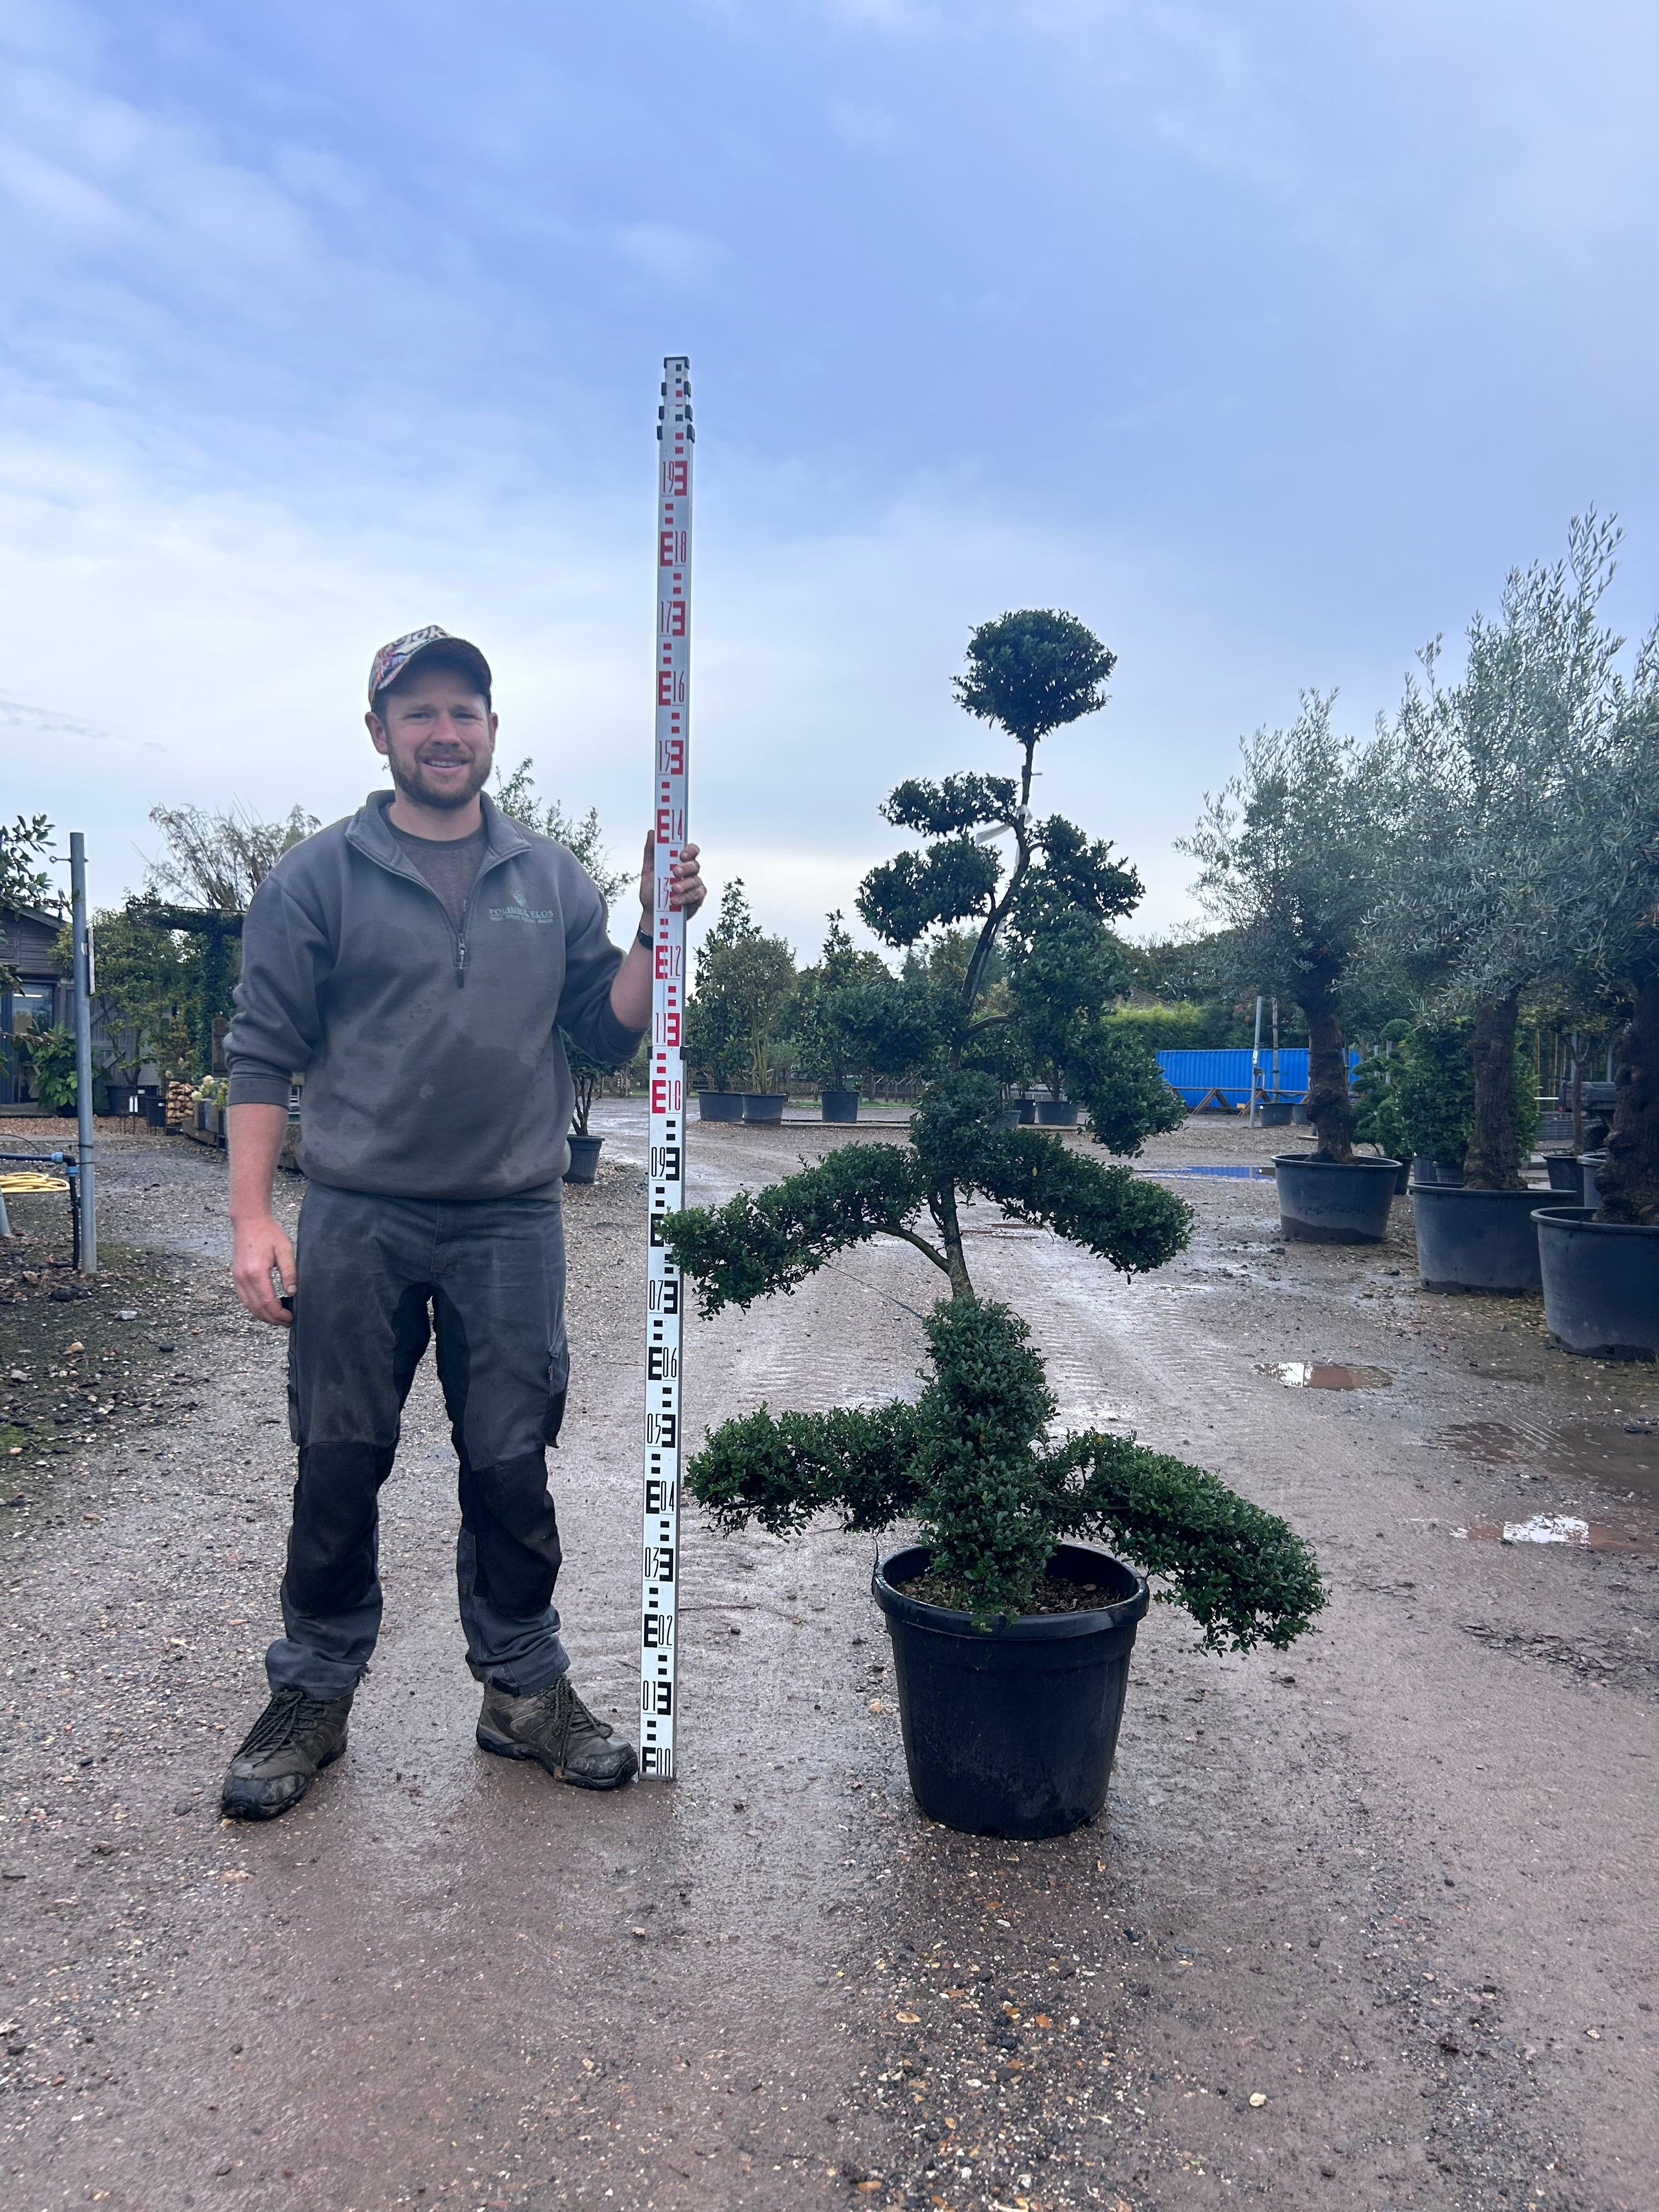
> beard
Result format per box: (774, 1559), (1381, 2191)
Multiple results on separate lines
(386, 739), (494, 811)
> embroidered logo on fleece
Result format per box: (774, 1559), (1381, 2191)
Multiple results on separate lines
(489, 888), (557, 925)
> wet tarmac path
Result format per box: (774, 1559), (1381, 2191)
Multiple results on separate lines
(0, 1111), (1654, 2211)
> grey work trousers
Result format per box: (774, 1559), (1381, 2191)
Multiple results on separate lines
(266, 1180), (571, 1702)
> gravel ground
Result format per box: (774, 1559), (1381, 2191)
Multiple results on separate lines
(1, 1112), (1654, 2212)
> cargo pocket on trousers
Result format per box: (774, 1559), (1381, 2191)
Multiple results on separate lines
(286, 1308), (303, 1446)
(544, 1327), (569, 1447)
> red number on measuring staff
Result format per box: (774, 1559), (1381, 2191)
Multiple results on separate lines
(651, 1076), (684, 1114)
(654, 1007), (681, 1047)
(663, 457), (688, 498)
(657, 671), (686, 707)
(654, 941), (683, 979)
(657, 806), (685, 842)
(659, 600), (687, 638)
(658, 530), (687, 567)
(658, 737), (685, 775)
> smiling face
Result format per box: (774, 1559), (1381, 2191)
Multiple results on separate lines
(367, 661), (498, 811)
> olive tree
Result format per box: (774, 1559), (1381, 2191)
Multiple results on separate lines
(1522, 621), (1659, 1221)
(1367, 517), (1629, 1187)
(1181, 695), (1392, 1160)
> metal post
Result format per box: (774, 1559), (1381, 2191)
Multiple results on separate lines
(1250, 996), (1263, 1125)
(1271, 998), (1280, 1103)
(69, 832), (97, 1273)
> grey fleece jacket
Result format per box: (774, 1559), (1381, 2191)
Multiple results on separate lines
(224, 792), (643, 1199)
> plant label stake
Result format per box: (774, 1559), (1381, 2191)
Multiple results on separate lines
(640, 356), (693, 1779)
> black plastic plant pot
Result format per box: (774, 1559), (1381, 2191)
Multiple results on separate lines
(563, 1133), (604, 1183)
(1034, 1099), (1079, 1127)
(872, 1542), (1149, 1841)
(1259, 1101), (1294, 1127)
(1410, 1182), (1545, 1294)
(1411, 1154), (1465, 1187)
(1273, 1154), (1401, 1244)
(1392, 1160), (1410, 1195)
(1578, 1152), (1606, 1211)
(697, 1092), (743, 1122)
(1544, 1152), (1584, 1197)
(821, 1090), (860, 1123)
(742, 1092), (787, 1126)
(1534, 1204), (1659, 1359)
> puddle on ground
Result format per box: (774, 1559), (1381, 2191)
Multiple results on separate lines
(1259, 1361), (1392, 1390)
(1437, 1419), (1659, 1511)
(1454, 1514), (1654, 1554)
(1142, 1164), (1276, 1180)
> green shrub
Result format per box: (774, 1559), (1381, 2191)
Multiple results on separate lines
(668, 610), (1325, 1647)
(692, 1299), (1326, 1643)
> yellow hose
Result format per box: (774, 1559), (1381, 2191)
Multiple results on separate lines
(0, 1172), (69, 1193)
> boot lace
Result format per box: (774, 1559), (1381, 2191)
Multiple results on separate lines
(528, 1676), (612, 1762)
(236, 1687), (333, 1760)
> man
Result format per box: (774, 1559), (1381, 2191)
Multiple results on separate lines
(220, 625), (703, 1820)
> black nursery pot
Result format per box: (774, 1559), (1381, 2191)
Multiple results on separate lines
(1034, 1099), (1079, 1127)
(1544, 1152), (1584, 1197)
(1411, 1154), (1465, 1187)
(1259, 1100), (1294, 1128)
(1409, 1182), (1545, 1294)
(741, 1092), (787, 1126)
(872, 1543), (1149, 1841)
(1273, 1154), (1401, 1243)
(563, 1133), (604, 1183)
(821, 1090), (860, 1123)
(697, 1091), (743, 1122)
(1534, 1204), (1659, 1359)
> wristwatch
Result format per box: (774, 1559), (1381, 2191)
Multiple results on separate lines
(636, 923), (654, 951)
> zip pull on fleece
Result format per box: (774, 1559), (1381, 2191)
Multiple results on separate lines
(455, 934), (468, 986)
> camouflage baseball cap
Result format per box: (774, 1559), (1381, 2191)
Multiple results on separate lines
(367, 625), (492, 707)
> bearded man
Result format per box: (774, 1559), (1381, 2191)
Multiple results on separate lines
(219, 626), (703, 1819)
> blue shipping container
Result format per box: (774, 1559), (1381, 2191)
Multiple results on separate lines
(1154, 1048), (1358, 1109)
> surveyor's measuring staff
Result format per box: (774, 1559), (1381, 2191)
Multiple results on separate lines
(639, 356), (693, 1778)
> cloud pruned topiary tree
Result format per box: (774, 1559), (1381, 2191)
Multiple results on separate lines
(663, 611), (1325, 1643)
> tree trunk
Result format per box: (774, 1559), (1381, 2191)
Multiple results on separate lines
(1462, 994), (1522, 1190)
(1594, 975), (1659, 1224)
(932, 1182), (977, 1301)
(1300, 979), (1355, 1161)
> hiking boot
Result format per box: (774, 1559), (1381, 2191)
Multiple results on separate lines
(476, 1674), (638, 1791)
(220, 1685), (354, 1821)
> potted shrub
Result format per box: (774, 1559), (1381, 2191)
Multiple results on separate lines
(789, 912), (887, 1122)
(1398, 1020), (1549, 1291)
(665, 611), (1325, 1837)
(562, 1041), (607, 1182)
(1182, 696), (1401, 1240)
(684, 882), (793, 1121)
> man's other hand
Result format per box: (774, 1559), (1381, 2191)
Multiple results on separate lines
(233, 1214), (297, 1326)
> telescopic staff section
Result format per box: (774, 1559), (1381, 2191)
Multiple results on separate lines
(640, 357), (693, 1779)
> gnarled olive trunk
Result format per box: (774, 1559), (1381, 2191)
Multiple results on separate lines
(1300, 973), (1355, 1161)
(1596, 974), (1659, 1224)
(1462, 994), (1522, 1191)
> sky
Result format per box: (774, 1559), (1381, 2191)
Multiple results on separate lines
(3, 0), (1657, 955)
